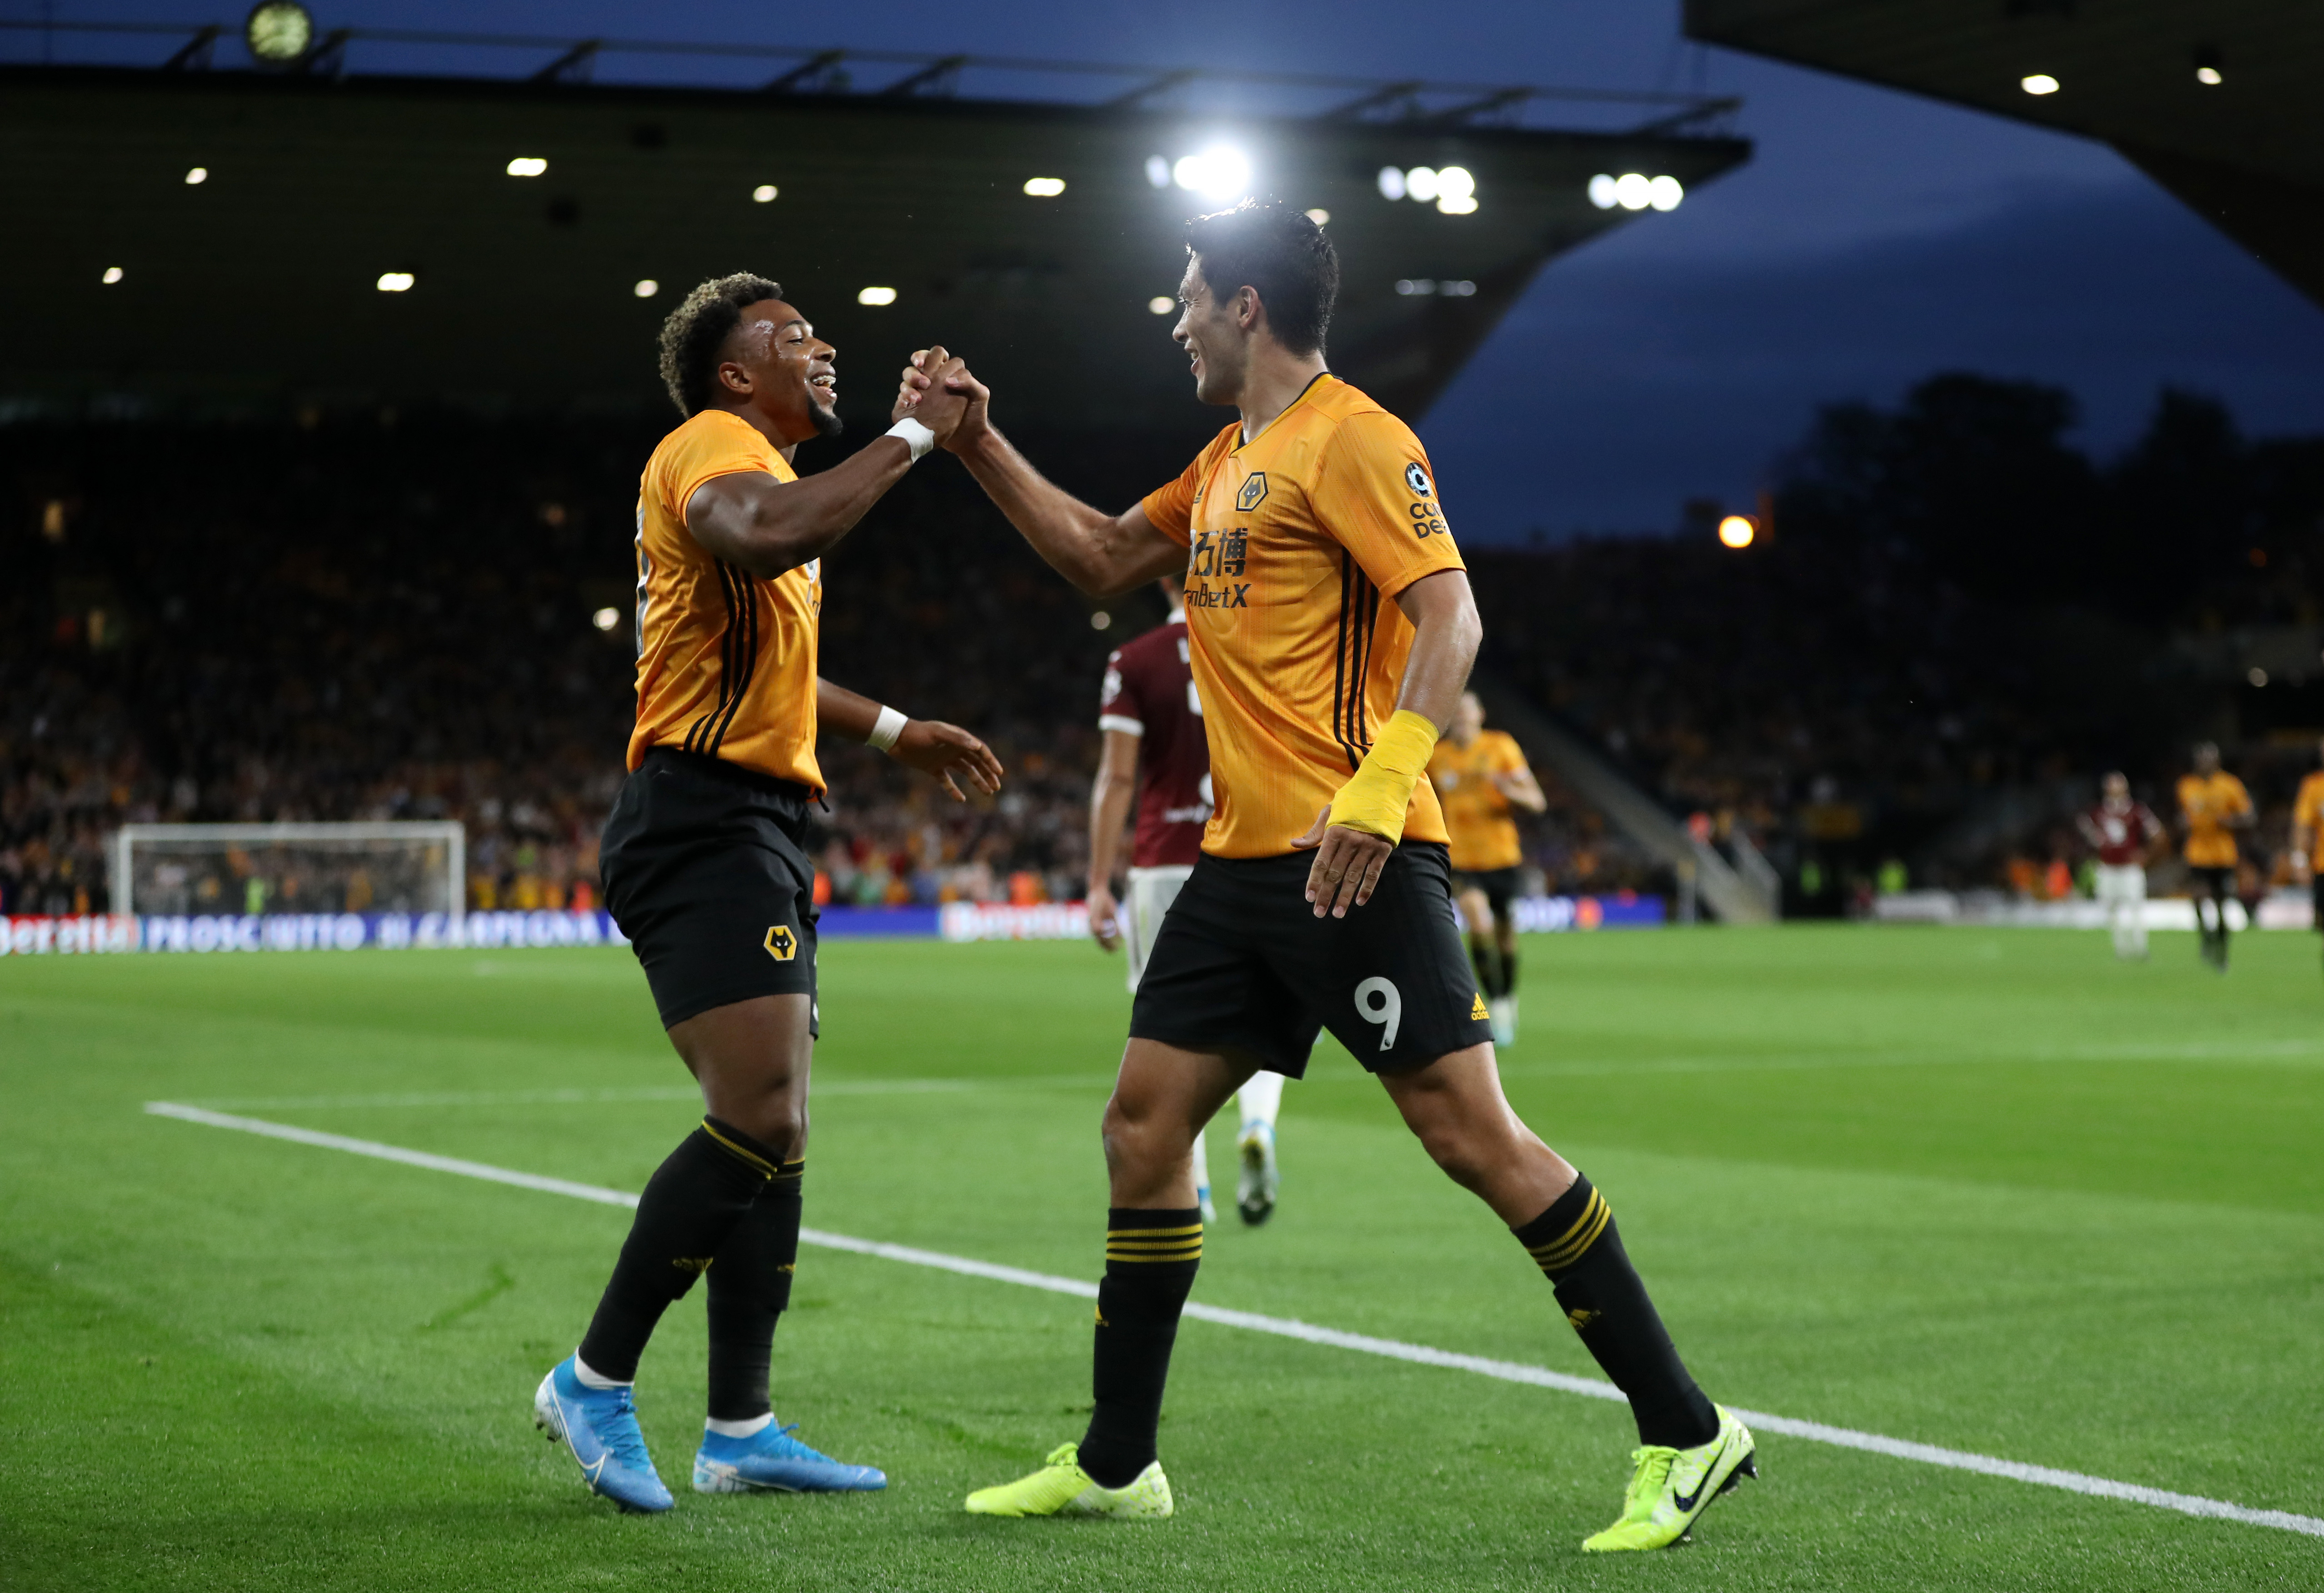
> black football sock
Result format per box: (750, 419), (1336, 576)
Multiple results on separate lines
(706, 1157), (804, 1423)
(1513, 1175), (1718, 1450)
(1500, 944), (1520, 998)
(576, 1117), (780, 1383)
(1468, 940), (1504, 1001)
(1078, 1207), (1202, 1488)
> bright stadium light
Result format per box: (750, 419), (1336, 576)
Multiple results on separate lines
(101, 266), (124, 284)
(1588, 174), (1618, 209)
(2249, 666), (2269, 687)
(1023, 176), (1067, 197)
(1718, 515), (1756, 549)
(1306, 208), (1330, 226)
(1148, 296), (1176, 315)
(1145, 155), (1171, 189)
(1377, 166), (1407, 200)
(592, 607), (621, 632)
(752, 183), (778, 202)
(2021, 73), (2060, 95)
(633, 279), (658, 298)
(1173, 145), (1252, 200)
(1435, 167), (1478, 215)
(185, 166), (208, 185)
(506, 156), (548, 177)
(1404, 166), (1440, 203)
(1615, 172), (1652, 210)
(857, 286), (897, 306)
(2196, 64), (2223, 85)
(376, 271), (415, 292)
(1648, 175), (1684, 211)
(1089, 611), (1111, 630)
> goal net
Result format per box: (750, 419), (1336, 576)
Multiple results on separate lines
(110, 822), (465, 918)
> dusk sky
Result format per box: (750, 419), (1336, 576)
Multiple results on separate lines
(15, 0), (2324, 540)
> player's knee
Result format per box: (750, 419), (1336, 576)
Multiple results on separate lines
(1100, 1093), (1182, 1180)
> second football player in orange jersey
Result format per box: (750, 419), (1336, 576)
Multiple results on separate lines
(535, 274), (1003, 1515)
(2289, 735), (2324, 968)
(2176, 741), (2253, 972)
(906, 200), (1749, 1551)
(1427, 691), (1547, 1044)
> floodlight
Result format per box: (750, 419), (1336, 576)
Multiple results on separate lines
(1306, 208), (1329, 226)
(752, 184), (778, 202)
(1438, 195), (1478, 215)
(1615, 173), (1652, 210)
(1588, 174), (1618, 210)
(593, 608), (620, 632)
(2249, 667), (2269, 687)
(185, 166), (209, 185)
(506, 157), (548, 177)
(1377, 166), (1407, 200)
(101, 266), (124, 284)
(376, 272), (415, 292)
(1173, 145), (1252, 200)
(1145, 155), (1171, 189)
(633, 279), (658, 298)
(1648, 175), (1683, 211)
(1148, 296), (1176, 316)
(1023, 177), (1067, 197)
(1718, 516), (1755, 549)
(1404, 166), (1440, 203)
(244, 2), (314, 64)
(1436, 167), (1475, 201)
(2021, 74), (2059, 95)
(2196, 65), (2223, 85)
(1089, 611), (1111, 630)
(857, 286), (897, 306)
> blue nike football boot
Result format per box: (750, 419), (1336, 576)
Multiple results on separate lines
(693, 1421), (888, 1493)
(533, 1357), (675, 1514)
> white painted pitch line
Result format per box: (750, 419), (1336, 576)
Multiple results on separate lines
(144, 1101), (2324, 1541)
(183, 1077), (1116, 1113)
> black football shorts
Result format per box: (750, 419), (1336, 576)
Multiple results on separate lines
(1450, 864), (1523, 920)
(600, 747), (821, 1032)
(1129, 840), (1493, 1078)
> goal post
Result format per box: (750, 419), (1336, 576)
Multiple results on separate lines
(110, 822), (466, 919)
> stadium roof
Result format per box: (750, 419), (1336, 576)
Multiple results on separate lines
(1685, 0), (2324, 309)
(0, 26), (1748, 436)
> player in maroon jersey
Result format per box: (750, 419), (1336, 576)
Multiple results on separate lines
(1087, 576), (1285, 1225)
(2074, 771), (2165, 960)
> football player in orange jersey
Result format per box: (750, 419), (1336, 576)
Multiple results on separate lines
(2176, 741), (2253, 972)
(907, 200), (1751, 1552)
(2286, 736), (2324, 967)
(1428, 691), (1547, 1044)
(532, 275), (1002, 1514)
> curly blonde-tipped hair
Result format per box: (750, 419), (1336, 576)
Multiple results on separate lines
(656, 273), (784, 417)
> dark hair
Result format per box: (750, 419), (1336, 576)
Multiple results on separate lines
(657, 273), (784, 417)
(1183, 199), (1338, 356)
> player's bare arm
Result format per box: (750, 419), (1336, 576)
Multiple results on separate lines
(1493, 761), (1549, 814)
(894, 355), (1183, 597)
(1292, 568), (1483, 919)
(683, 309), (973, 578)
(816, 676), (1002, 803)
(1085, 727), (1141, 951)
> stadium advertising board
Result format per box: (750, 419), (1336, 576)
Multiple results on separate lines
(1, 897), (1666, 955)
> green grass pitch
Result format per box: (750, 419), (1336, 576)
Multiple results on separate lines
(3, 925), (2321, 1590)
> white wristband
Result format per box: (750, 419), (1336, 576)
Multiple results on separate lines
(866, 704), (909, 753)
(887, 417), (937, 463)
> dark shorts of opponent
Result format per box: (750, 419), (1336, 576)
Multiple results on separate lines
(2313, 875), (2324, 929)
(601, 747), (821, 1032)
(1129, 840), (1493, 1078)
(1450, 865), (1523, 919)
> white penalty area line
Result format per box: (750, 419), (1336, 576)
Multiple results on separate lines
(143, 1101), (2323, 1542)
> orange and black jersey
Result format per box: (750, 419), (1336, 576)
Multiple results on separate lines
(1141, 374), (1465, 858)
(628, 409), (825, 793)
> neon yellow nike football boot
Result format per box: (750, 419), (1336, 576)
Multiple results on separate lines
(1582, 1404), (1756, 1552)
(964, 1443), (1174, 1519)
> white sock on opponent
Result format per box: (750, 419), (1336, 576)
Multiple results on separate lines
(1236, 1072), (1284, 1138)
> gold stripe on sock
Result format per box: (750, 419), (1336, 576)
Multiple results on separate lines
(699, 1118), (779, 1178)
(1528, 1190), (1610, 1272)
(1106, 1242), (1203, 1262)
(1106, 1222), (1204, 1239)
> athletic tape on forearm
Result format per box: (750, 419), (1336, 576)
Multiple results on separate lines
(887, 417), (937, 462)
(866, 705), (908, 753)
(1324, 709), (1441, 845)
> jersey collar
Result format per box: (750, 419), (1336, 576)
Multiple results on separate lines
(1235, 371), (1334, 452)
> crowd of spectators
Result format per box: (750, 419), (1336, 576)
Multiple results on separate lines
(15, 375), (2315, 921)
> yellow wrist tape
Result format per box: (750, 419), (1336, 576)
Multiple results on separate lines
(1325, 709), (1442, 844)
